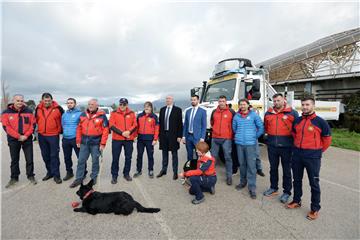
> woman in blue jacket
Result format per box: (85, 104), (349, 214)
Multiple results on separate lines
(232, 98), (264, 199)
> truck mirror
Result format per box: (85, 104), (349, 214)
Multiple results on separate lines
(191, 88), (196, 97)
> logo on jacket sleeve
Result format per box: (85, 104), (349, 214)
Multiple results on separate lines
(308, 125), (314, 131)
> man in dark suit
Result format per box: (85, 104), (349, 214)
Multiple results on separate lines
(157, 95), (183, 180)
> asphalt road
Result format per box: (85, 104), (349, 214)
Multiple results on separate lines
(1, 133), (359, 239)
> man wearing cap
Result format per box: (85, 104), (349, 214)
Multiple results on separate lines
(109, 98), (137, 183)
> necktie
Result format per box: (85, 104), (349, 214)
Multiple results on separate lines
(189, 107), (195, 133)
(165, 107), (170, 130)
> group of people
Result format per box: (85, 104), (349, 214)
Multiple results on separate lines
(1, 91), (331, 220)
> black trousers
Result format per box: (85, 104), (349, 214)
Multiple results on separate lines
(8, 138), (34, 179)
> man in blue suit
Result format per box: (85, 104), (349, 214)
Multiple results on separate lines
(182, 95), (207, 164)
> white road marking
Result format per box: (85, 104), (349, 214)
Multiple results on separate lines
(2, 182), (30, 195)
(134, 178), (177, 240)
(320, 178), (360, 193)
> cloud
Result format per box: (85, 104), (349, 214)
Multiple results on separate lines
(2, 2), (359, 105)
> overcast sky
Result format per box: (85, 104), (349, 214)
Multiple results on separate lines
(2, 1), (359, 105)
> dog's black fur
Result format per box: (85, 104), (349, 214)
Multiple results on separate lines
(74, 179), (160, 215)
(183, 159), (197, 172)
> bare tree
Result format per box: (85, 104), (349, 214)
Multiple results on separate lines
(1, 80), (10, 111)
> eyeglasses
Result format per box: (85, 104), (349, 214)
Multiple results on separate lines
(119, 103), (127, 106)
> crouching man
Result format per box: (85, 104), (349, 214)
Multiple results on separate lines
(179, 142), (216, 205)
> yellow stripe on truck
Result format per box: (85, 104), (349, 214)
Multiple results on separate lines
(295, 107), (337, 112)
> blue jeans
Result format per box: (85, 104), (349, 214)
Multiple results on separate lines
(111, 140), (133, 177)
(38, 134), (60, 178)
(185, 134), (198, 161)
(136, 139), (154, 172)
(189, 175), (217, 200)
(75, 144), (100, 181)
(236, 144), (257, 192)
(211, 138), (233, 178)
(255, 141), (262, 171)
(62, 137), (80, 174)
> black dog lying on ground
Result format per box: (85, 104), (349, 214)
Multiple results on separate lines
(72, 179), (160, 215)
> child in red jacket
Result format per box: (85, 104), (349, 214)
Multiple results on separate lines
(179, 142), (217, 204)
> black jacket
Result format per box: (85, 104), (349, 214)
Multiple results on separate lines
(159, 105), (183, 151)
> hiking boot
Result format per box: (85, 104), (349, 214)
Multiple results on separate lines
(191, 197), (205, 205)
(235, 183), (247, 191)
(257, 169), (265, 177)
(250, 191), (257, 199)
(111, 177), (118, 184)
(124, 175), (132, 182)
(279, 193), (291, 203)
(263, 188), (279, 197)
(286, 201), (301, 209)
(63, 172), (74, 181)
(133, 171), (142, 178)
(69, 179), (82, 188)
(149, 171), (154, 179)
(28, 176), (37, 185)
(54, 176), (62, 184)
(42, 174), (53, 181)
(5, 179), (18, 188)
(226, 177), (232, 186)
(307, 211), (319, 220)
(173, 174), (178, 180)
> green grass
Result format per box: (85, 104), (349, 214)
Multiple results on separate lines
(331, 128), (360, 152)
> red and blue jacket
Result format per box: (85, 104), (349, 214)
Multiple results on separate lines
(76, 109), (109, 146)
(109, 107), (137, 141)
(292, 112), (332, 158)
(137, 111), (159, 141)
(35, 101), (64, 136)
(2, 104), (36, 141)
(184, 153), (216, 177)
(264, 105), (299, 147)
(210, 105), (235, 140)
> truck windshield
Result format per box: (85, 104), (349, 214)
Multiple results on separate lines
(203, 79), (236, 102)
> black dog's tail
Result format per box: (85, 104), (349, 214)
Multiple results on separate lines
(135, 201), (160, 213)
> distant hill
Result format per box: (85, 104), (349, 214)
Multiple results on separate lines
(128, 99), (191, 113)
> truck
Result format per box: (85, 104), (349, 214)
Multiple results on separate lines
(190, 58), (341, 142)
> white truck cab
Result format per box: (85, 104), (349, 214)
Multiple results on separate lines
(190, 58), (341, 135)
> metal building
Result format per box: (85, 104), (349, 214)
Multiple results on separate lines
(257, 28), (360, 101)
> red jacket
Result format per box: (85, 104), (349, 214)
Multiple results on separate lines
(185, 153), (216, 177)
(137, 111), (159, 141)
(35, 101), (64, 136)
(109, 107), (137, 141)
(264, 105), (299, 147)
(2, 104), (36, 140)
(210, 105), (235, 139)
(76, 109), (109, 146)
(292, 112), (332, 158)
